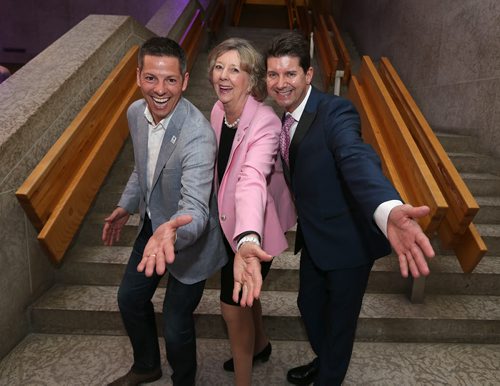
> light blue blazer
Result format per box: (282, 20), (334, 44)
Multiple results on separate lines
(118, 97), (227, 284)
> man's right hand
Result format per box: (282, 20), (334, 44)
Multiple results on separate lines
(102, 207), (130, 246)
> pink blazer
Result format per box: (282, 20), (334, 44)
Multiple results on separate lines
(211, 96), (296, 256)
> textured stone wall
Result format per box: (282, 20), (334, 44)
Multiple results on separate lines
(0, 14), (153, 360)
(341, 0), (500, 158)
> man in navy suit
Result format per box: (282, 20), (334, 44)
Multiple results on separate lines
(235, 32), (435, 385)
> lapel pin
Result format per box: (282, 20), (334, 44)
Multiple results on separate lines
(170, 135), (177, 144)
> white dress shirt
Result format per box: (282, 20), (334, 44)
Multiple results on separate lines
(144, 107), (172, 217)
(287, 85), (402, 237)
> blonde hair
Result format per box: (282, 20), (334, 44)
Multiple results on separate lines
(208, 38), (267, 102)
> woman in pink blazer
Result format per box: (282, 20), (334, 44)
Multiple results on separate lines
(208, 38), (296, 385)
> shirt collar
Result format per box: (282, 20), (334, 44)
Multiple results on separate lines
(144, 106), (169, 131)
(289, 85), (312, 122)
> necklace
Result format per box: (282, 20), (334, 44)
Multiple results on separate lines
(224, 115), (240, 128)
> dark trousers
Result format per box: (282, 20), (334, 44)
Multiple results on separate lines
(117, 216), (206, 386)
(298, 246), (373, 386)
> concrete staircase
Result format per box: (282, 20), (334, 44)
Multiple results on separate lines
(2, 27), (500, 385)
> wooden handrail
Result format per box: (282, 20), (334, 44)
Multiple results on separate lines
(16, 45), (141, 264)
(232, 0), (245, 26)
(294, 3), (313, 37)
(179, 9), (206, 73)
(348, 56), (448, 234)
(325, 14), (351, 85)
(208, 0), (225, 39)
(314, 14), (339, 91)
(378, 57), (486, 272)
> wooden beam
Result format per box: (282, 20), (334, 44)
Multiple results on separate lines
(378, 57), (486, 272)
(350, 56), (448, 234)
(16, 46), (141, 264)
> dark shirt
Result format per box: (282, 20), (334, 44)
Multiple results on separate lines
(217, 121), (237, 183)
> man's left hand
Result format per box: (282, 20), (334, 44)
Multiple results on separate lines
(138, 215), (192, 277)
(387, 204), (435, 278)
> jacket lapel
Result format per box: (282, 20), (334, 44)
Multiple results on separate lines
(135, 106), (149, 196)
(219, 96), (258, 187)
(151, 98), (186, 188)
(289, 87), (320, 174)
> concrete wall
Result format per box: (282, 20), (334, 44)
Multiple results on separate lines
(0, 14), (154, 361)
(341, 0), (500, 157)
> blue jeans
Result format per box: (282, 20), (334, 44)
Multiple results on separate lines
(117, 216), (205, 386)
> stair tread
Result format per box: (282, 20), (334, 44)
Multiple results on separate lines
(448, 151), (493, 158)
(2, 334), (498, 386)
(476, 196), (500, 206)
(435, 132), (475, 139)
(461, 172), (500, 180)
(32, 285), (500, 321)
(475, 223), (500, 236)
(64, 245), (500, 275)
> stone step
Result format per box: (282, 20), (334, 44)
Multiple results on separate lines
(461, 172), (500, 196)
(31, 285), (500, 343)
(78, 210), (500, 257)
(3, 334), (498, 386)
(58, 245), (500, 296)
(435, 132), (478, 153)
(475, 196), (500, 224)
(448, 152), (499, 174)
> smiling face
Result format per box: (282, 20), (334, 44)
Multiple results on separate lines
(211, 49), (251, 115)
(137, 54), (189, 124)
(266, 55), (313, 113)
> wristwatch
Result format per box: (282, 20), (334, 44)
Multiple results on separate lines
(237, 235), (261, 250)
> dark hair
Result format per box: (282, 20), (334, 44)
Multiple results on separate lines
(265, 31), (310, 73)
(138, 37), (187, 75)
(208, 38), (267, 102)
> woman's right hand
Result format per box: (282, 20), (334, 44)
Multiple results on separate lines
(232, 243), (272, 307)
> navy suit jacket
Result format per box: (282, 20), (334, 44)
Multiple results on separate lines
(287, 87), (401, 270)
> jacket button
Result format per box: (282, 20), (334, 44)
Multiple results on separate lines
(221, 215), (227, 221)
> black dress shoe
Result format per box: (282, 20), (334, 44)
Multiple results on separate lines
(223, 342), (272, 372)
(107, 367), (162, 386)
(286, 360), (318, 385)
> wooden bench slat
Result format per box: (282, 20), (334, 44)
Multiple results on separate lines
(16, 45), (140, 263)
(314, 14), (339, 91)
(379, 57), (479, 234)
(179, 9), (205, 73)
(298, 7), (313, 36)
(39, 82), (140, 261)
(17, 46), (138, 229)
(353, 56), (448, 234)
(452, 223), (487, 273)
(325, 14), (351, 85)
(348, 76), (404, 192)
(377, 57), (486, 272)
(208, 0), (225, 38)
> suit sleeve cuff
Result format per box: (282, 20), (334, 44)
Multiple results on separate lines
(373, 200), (404, 237)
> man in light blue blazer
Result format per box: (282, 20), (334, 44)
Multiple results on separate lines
(102, 37), (227, 386)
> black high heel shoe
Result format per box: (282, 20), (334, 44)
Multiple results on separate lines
(223, 342), (272, 372)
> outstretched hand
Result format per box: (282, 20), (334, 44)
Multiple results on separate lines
(137, 215), (193, 277)
(102, 207), (130, 246)
(387, 204), (435, 278)
(233, 243), (273, 307)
